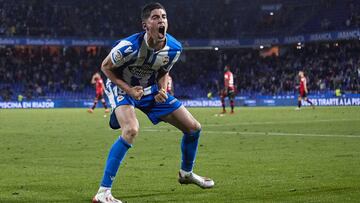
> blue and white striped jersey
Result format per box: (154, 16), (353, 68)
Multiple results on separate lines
(109, 32), (182, 88)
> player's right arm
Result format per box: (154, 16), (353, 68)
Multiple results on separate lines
(101, 54), (144, 100)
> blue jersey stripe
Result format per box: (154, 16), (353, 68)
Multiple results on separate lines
(160, 49), (177, 71)
(109, 32), (182, 88)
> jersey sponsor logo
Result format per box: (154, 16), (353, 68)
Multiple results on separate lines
(112, 50), (122, 63)
(124, 46), (133, 54)
(128, 65), (155, 78)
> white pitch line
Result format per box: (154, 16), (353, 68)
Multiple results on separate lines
(205, 118), (360, 126)
(141, 129), (360, 138)
(146, 118), (360, 128)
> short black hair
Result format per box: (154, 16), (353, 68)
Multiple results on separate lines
(141, 2), (166, 21)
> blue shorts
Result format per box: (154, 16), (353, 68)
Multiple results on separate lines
(105, 80), (182, 129)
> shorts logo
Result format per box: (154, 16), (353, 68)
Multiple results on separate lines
(113, 50), (122, 63)
(163, 56), (169, 65)
(117, 96), (124, 102)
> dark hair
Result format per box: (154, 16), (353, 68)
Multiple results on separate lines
(141, 2), (166, 21)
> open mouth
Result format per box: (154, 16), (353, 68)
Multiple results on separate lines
(158, 26), (165, 39)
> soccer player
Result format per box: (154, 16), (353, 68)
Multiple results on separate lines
(220, 65), (235, 114)
(296, 71), (314, 110)
(92, 3), (214, 203)
(166, 74), (174, 95)
(88, 72), (110, 113)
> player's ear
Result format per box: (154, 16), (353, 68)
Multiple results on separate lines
(142, 22), (147, 31)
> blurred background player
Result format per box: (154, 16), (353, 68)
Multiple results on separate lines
(88, 72), (110, 113)
(296, 71), (314, 110)
(166, 74), (174, 95)
(221, 65), (235, 114)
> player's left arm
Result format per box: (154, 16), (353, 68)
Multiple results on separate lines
(155, 47), (181, 102)
(155, 69), (169, 103)
(169, 80), (174, 96)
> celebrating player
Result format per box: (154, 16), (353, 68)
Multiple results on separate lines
(296, 71), (314, 110)
(92, 3), (214, 203)
(220, 65), (235, 114)
(88, 72), (110, 113)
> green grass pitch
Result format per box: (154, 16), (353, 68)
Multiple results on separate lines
(0, 106), (360, 202)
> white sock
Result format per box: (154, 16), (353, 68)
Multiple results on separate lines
(180, 169), (192, 177)
(98, 186), (111, 193)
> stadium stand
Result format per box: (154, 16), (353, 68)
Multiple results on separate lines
(1, 0), (359, 38)
(0, 0), (359, 101)
(1, 40), (359, 101)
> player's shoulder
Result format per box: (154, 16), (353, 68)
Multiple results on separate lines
(166, 33), (182, 51)
(112, 32), (145, 50)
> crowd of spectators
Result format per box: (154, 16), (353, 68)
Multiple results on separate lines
(1, 40), (358, 101)
(1, 0), (359, 39)
(0, 0), (240, 39)
(173, 40), (360, 98)
(345, 0), (360, 28)
(218, 41), (360, 96)
(0, 45), (108, 100)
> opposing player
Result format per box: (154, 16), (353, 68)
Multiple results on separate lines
(296, 71), (314, 110)
(92, 3), (214, 203)
(220, 65), (235, 114)
(88, 72), (110, 113)
(166, 74), (174, 95)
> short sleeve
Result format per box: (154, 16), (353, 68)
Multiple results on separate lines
(109, 40), (134, 67)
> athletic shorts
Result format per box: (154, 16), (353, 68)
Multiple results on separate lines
(95, 92), (104, 100)
(299, 91), (307, 98)
(105, 80), (182, 129)
(222, 88), (235, 98)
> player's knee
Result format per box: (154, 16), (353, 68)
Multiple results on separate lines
(191, 120), (201, 132)
(122, 126), (139, 140)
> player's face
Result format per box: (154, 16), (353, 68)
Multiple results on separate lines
(143, 9), (168, 42)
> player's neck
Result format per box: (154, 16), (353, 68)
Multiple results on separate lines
(145, 33), (166, 51)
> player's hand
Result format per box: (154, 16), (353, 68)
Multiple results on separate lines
(155, 88), (168, 103)
(129, 86), (144, 100)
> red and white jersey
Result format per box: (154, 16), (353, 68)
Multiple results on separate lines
(224, 71), (235, 90)
(299, 76), (306, 93)
(96, 78), (104, 94)
(167, 76), (173, 93)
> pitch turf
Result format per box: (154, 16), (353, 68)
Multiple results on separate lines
(0, 107), (359, 203)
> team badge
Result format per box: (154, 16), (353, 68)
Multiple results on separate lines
(117, 95), (124, 102)
(113, 50), (122, 63)
(163, 56), (169, 65)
